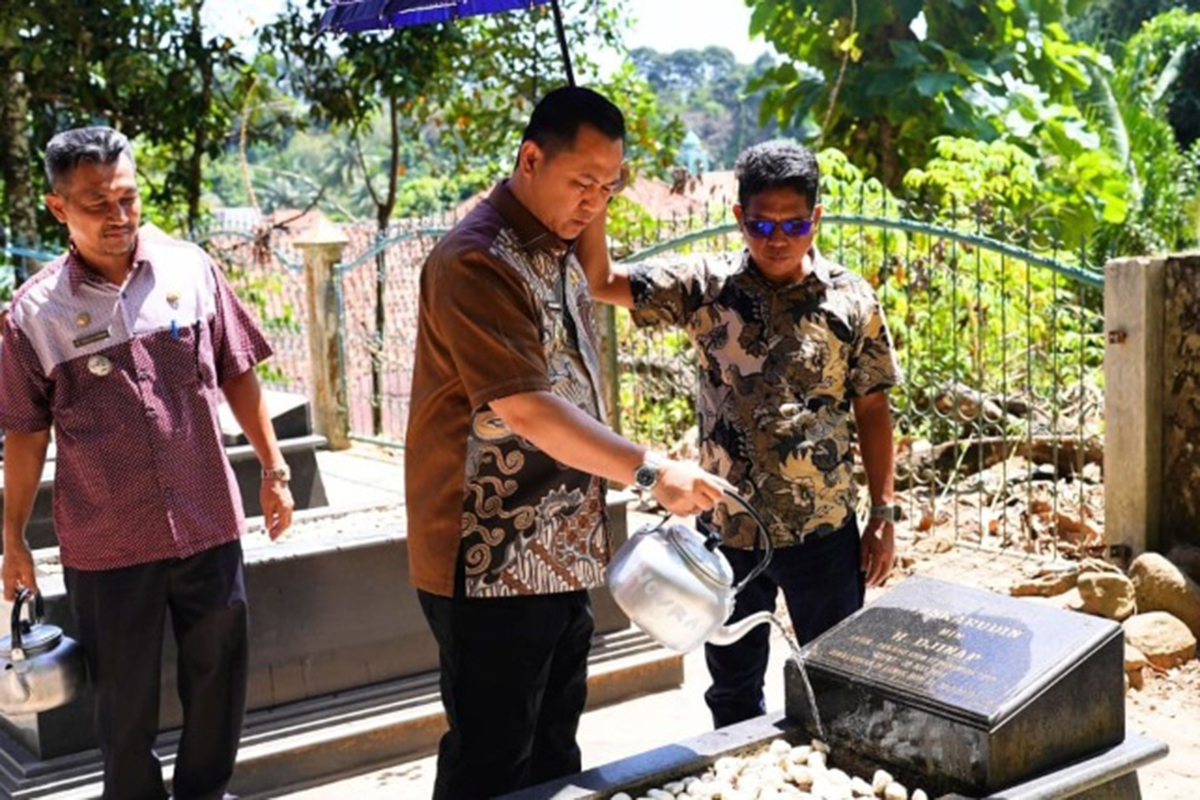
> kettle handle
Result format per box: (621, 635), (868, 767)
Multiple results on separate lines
(724, 492), (774, 593)
(11, 588), (44, 654)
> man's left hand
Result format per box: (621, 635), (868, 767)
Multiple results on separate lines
(860, 518), (895, 588)
(261, 480), (295, 541)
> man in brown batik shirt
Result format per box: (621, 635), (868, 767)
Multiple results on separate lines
(406, 87), (729, 799)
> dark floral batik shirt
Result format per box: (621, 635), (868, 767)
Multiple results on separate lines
(630, 248), (902, 548)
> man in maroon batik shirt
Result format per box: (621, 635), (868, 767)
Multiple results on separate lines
(0, 127), (294, 800)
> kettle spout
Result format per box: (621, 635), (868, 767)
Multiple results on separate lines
(708, 611), (775, 647)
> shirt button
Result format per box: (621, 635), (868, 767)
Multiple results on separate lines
(146, 408), (158, 420)
(137, 370), (151, 381)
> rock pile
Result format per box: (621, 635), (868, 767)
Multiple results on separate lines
(610, 739), (929, 800)
(1008, 551), (1200, 691)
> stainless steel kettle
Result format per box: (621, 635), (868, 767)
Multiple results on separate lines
(0, 590), (87, 716)
(606, 492), (776, 653)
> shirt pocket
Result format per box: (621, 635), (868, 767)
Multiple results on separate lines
(152, 323), (202, 389)
(52, 352), (137, 443)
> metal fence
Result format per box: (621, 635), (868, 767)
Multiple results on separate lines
(333, 223), (450, 445)
(192, 226), (311, 395)
(11, 194), (1105, 557)
(194, 211), (459, 447)
(612, 192), (1107, 559)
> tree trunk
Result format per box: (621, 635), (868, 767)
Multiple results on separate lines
(879, 116), (900, 190)
(0, 57), (41, 283)
(372, 227), (387, 437)
(186, 2), (213, 233)
(371, 96), (401, 437)
(899, 435), (1103, 487)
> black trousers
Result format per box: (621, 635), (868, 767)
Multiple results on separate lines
(704, 517), (865, 728)
(64, 540), (249, 800)
(418, 589), (594, 800)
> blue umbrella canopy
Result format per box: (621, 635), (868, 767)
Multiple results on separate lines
(319, 0), (575, 85)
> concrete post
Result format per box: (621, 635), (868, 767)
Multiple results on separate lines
(1104, 256), (1165, 555)
(295, 214), (351, 451)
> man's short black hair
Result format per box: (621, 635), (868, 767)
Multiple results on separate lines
(44, 126), (135, 191)
(522, 87), (626, 159)
(735, 140), (820, 210)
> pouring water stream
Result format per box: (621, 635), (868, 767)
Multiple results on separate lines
(768, 614), (825, 741)
(719, 493), (826, 741)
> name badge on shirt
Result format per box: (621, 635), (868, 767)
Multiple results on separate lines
(87, 355), (113, 377)
(73, 328), (111, 348)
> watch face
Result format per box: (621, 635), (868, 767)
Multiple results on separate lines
(635, 464), (657, 489)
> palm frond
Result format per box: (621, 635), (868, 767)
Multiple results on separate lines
(1151, 43), (1191, 106)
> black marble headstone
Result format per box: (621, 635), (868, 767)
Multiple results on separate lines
(785, 575), (1124, 796)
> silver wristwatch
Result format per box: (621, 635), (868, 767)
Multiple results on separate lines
(869, 504), (901, 523)
(633, 454), (664, 492)
(262, 465), (291, 483)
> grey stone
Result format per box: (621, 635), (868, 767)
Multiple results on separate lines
(1009, 567), (1078, 597)
(1077, 571), (1137, 621)
(1129, 552), (1200, 637)
(1123, 611), (1197, 669)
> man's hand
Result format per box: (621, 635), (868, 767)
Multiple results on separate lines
(860, 517), (895, 588)
(2, 429), (51, 602)
(652, 460), (732, 517)
(2, 540), (38, 601)
(261, 481), (295, 541)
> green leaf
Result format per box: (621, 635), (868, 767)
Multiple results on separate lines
(890, 40), (927, 69)
(914, 72), (962, 98)
(1151, 43), (1190, 105)
(864, 68), (914, 97)
(748, 1), (776, 37)
(962, 59), (1001, 85)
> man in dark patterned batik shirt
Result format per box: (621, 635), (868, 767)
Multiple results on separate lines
(581, 140), (903, 728)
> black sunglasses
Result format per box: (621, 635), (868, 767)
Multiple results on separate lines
(743, 218), (815, 239)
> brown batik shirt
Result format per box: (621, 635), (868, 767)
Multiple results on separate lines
(406, 181), (610, 598)
(630, 248), (902, 549)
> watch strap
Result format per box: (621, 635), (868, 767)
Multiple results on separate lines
(262, 466), (291, 482)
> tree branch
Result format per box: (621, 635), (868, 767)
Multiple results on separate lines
(353, 128), (383, 210)
(818, 0), (857, 149)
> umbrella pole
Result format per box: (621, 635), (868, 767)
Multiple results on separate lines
(549, 0), (576, 86)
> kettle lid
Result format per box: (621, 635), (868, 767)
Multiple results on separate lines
(0, 623), (64, 658)
(666, 524), (734, 587)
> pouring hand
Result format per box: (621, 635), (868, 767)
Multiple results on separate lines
(652, 460), (730, 517)
(860, 518), (895, 588)
(2, 540), (39, 602)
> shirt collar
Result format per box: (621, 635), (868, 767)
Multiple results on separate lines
(486, 180), (572, 259)
(67, 237), (151, 295)
(739, 245), (832, 292)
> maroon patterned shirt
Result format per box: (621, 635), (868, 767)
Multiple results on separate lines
(0, 233), (273, 571)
